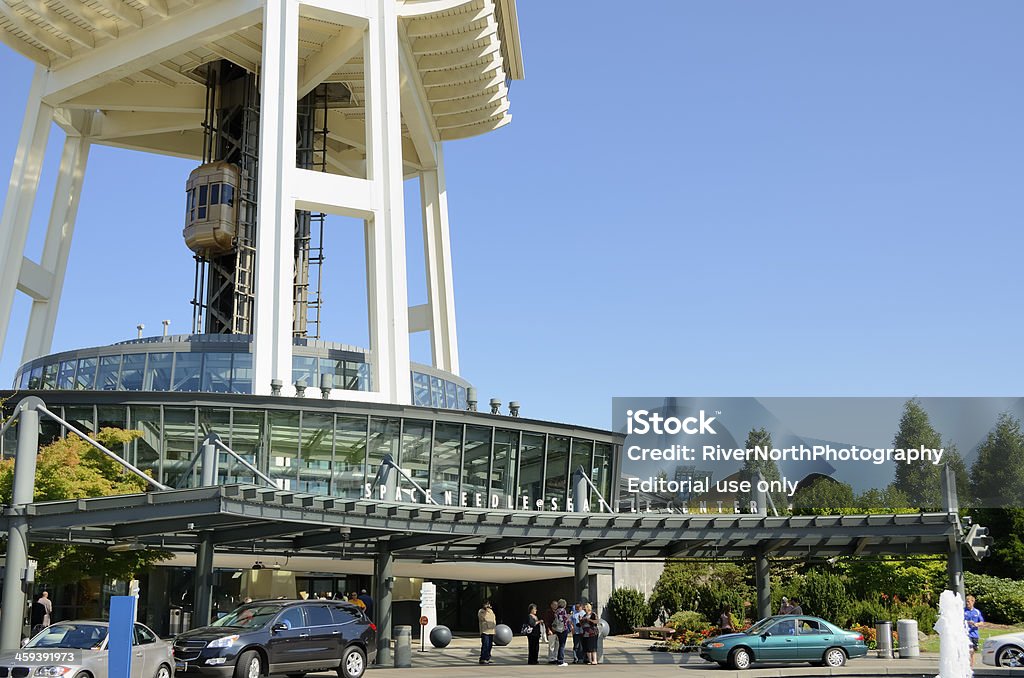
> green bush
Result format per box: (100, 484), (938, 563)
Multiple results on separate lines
(799, 570), (849, 624)
(608, 587), (651, 634)
(649, 561), (751, 619)
(965, 572), (1024, 624)
(666, 610), (706, 633)
(694, 582), (752, 626)
(843, 599), (890, 627)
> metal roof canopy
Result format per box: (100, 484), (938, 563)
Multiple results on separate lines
(10, 484), (961, 562)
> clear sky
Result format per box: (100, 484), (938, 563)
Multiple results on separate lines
(1, 1), (1023, 430)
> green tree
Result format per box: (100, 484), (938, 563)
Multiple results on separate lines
(889, 400), (944, 509)
(970, 508), (1024, 580)
(740, 427), (787, 514)
(0, 428), (171, 583)
(971, 413), (1024, 508)
(791, 477), (857, 515)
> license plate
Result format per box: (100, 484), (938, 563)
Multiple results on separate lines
(175, 662), (187, 671)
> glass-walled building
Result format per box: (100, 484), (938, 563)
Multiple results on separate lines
(0, 391), (621, 511)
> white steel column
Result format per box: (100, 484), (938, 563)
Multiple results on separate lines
(363, 0), (411, 404)
(21, 124), (92, 363)
(251, 0), (299, 396)
(0, 67), (53, 365)
(419, 142), (459, 375)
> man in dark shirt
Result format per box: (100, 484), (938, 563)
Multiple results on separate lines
(540, 600), (558, 664)
(358, 589), (374, 619)
(789, 597), (804, 615)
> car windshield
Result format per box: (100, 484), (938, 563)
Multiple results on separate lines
(26, 623), (108, 649)
(210, 605), (281, 629)
(744, 617), (780, 635)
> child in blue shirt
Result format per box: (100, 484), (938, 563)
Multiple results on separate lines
(965, 594), (985, 667)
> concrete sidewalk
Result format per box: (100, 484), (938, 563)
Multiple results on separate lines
(356, 636), (953, 677)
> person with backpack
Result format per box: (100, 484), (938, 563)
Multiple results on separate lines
(552, 599), (571, 666)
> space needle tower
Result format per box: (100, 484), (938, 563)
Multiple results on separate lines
(0, 0), (524, 403)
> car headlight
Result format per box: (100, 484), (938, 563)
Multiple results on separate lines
(207, 635), (240, 649)
(983, 640), (996, 649)
(35, 667), (73, 676)
(708, 642), (725, 648)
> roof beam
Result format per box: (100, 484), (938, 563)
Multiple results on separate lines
(89, 0), (141, 28)
(0, 24), (51, 64)
(111, 516), (241, 539)
(93, 110), (203, 138)
(0, 1), (73, 58)
(475, 537), (550, 555)
(388, 533), (470, 551)
(211, 522), (330, 545)
(405, 4), (488, 37)
(397, 23), (436, 167)
(134, 0), (168, 18)
(298, 25), (362, 98)
(57, 0), (118, 37)
(14, 0), (95, 47)
(43, 0), (262, 104)
(411, 20), (495, 55)
(65, 82), (206, 111)
(397, 0), (476, 19)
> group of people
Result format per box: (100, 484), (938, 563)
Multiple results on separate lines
(296, 589), (373, 617)
(523, 600), (601, 666)
(475, 598), (603, 666)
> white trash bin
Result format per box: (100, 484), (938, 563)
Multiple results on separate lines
(897, 619), (919, 658)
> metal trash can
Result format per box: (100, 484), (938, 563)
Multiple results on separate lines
(897, 619), (919, 658)
(394, 626), (412, 668)
(875, 621), (893, 659)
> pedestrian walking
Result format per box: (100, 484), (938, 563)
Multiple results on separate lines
(478, 600), (496, 665)
(581, 603), (599, 665)
(553, 599), (570, 666)
(571, 603), (586, 664)
(965, 594), (985, 667)
(523, 604), (542, 665)
(718, 605), (733, 634)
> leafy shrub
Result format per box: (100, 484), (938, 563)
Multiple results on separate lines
(649, 562), (751, 617)
(799, 570), (849, 623)
(894, 603), (938, 631)
(608, 587), (650, 634)
(666, 610), (706, 633)
(965, 572), (1024, 624)
(843, 599), (890, 627)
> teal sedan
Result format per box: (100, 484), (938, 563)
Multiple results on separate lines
(699, 615), (868, 670)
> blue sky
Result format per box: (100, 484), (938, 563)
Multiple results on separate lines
(1, 1), (1023, 430)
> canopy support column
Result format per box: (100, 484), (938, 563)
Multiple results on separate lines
(375, 540), (394, 664)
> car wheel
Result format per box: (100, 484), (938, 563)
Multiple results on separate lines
(823, 647), (847, 667)
(728, 647), (752, 670)
(339, 646), (366, 678)
(997, 645), (1024, 667)
(154, 664), (171, 678)
(234, 651), (263, 678)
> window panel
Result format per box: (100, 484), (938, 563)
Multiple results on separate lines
(367, 417), (400, 493)
(118, 354), (145, 390)
(412, 373), (430, 407)
(173, 353), (203, 392)
(461, 426), (491, 505)
(42, 363), (58, 389)
(97, 355), (121, 390)
(130, 406), (161, 482)
(202, 353), (233, 393)
(144, 353), (173, 391)
(163, 407), (197, 488)
(27, 365), (42, 389)
(231, 353), (253, 394)
(333, 416), (367, 498)
(444, 381), (458, 409)
(64, 406), (95, 436)
(430, 423), (461, 504)
(299, 412), (333, 495)
(491, 430), (519, 500)
(75, 358), (97, 390)
(429, 377), (444, 407)
(593, 443), (613, 510)
(400, 419), (432, 489)
(456, 386), (467, 411)
(229, 409), (264, 484)
(544, 436), (570, 506)
(198, 407), (231, 484)
(320, 358), (344, 391)
(292, 356), (317, 390)
(519, 434), (544, 508)
(269, 411), (300, 490)
(57, 360), (77, 389)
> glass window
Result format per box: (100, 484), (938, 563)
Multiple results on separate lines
(593, 443), (613, 510)
(367, 417), (400, 494)
(412, 373), (430, 407)
(97, 355), (121, 391)
(356, 362), (370, 390)
(519, 434), (544, 508)
(773, 619), (797, 636)
(130, 406), (161, 483)
(98, 406), (126, 430)
(75, 358), (97, 389)
(570, 440), (594, 499)
(222, 184), (234, 206)
(231, 353), (253, 394)
(299, 412), (333, 495)
(334, 416), (367, 498)
(198, 184), (208, 206)
(202, 353), (233, 393)
(65, 405), (95, 436)
(293, 356), (317, 390)
(544, 436), (570, 506)
(118, 354), (145, 390)
(210, 184), (220, 205)
(342, 361), (363, 391)
(134, 625), (157, 645)
(173, 353), (203, 392)
(144, 353), (173, 391)
(27, 365), (42, 389)
(400, 420), (432, 489)
(331, 606), (361, 624)
(18, 369), (30, 389)
(456, 385), (467, 411)
(302, 605), (333, 627)
(276, 607), (304, 629)
(269, 411), (299, 490)
(444, 381), (458, 409)
(229, 410), (264, 484)
(461, 426), (491, 505)
(429, 376), (444, 408)
(163, 407), (197, 488)
(198, 407), (231, 483)
(320, 358), (345, 391)
(430, 423), (461, 504)
(42, 363), (58, 389)
(57, 360), (76, 389)
(491, 430), (518, 500)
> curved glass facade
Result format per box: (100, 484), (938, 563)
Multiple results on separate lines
(0, 394), (619, 510)
(13, 335), (471, 410)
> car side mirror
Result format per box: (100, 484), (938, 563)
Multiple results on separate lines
(761, 632), (771, 638)
(271, 623), (287, 633)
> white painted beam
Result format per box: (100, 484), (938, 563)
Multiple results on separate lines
(419, 146), (458, 373)
(64, 82), (206, 111)
(43, 0), (262, 104)
(0, 24), (52, 64)
(15, 0), (95, 48)
(407, 303), (430, 333)
(397, 23), (437, 169)
(397, 0), (474, 18)
(0, 1), (73, 58)
(92, 110), (204, 138)
(0, 68), (53, 367)
(293, 168), (374, 218)
(89, 0), (142, 28)
(16, 258), (53, 301)
(405, 5), (488, 37)
(297, 25), (362, 98)
(58, 0), (119, 38)
(411, 20), (495, 55)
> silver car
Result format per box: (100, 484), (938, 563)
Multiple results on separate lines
(0, 621), (173, 678)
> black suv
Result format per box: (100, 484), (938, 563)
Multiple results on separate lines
(172, 600), (376, 678)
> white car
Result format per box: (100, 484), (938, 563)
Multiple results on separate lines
(982, 631), (1024, 667)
